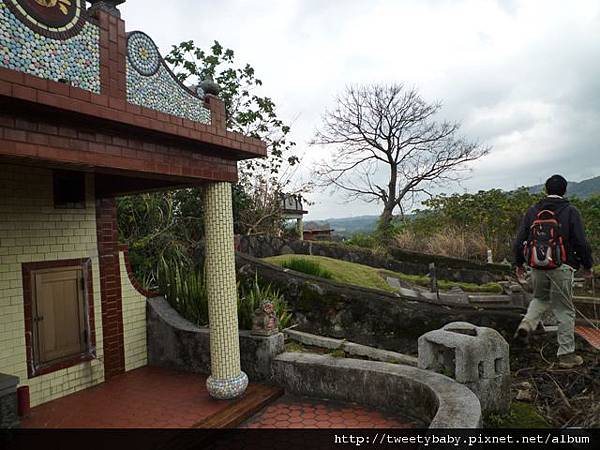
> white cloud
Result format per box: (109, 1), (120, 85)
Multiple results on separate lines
(119, 0), (600, 220)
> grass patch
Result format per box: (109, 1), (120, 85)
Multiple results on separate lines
(281, 258), (333, 279)
(265, 255), (394, 291)
(484, 402), (550, 428)
(264, 254), (502, 293)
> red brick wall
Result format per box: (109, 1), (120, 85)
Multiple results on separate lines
(0, 69), (266, 161)
(95, 198), (125, 379)
(0, 108), (239, 183)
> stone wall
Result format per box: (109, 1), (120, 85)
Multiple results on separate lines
(236, 235), (510, 284)
(273, 353), (482, 428)
(237, 253), (523, 354)
(146, 297), (284, 381)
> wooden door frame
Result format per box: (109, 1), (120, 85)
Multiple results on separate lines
(22, 258), (97, 378)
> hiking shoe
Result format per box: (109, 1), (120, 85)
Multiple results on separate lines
(513, 322), (531, 344)
(557, 353), (584, 369)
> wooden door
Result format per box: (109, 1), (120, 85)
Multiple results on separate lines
(32, 267), (87, 365)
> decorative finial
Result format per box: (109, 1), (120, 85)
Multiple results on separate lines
(88, 0), (126, 18)
(199, 76), (221, 97)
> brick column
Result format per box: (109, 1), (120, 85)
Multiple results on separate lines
(96, 197), (125, 379)
(89, 2), (127, 99)
(203, 182), (248, 399)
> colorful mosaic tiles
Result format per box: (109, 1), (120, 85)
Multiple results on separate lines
(126, 32), (211, 124)
(206, 372), (249, 400)
(127, 31), (160, 76)
(0, 0), (100, 93)
(7, 0), (85, 37)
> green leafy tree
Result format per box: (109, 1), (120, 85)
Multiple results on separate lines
(165, 40), (299, 179)
(118, 40), (303, 281)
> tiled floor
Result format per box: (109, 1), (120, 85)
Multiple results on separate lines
(22, 366), (238, 428)
(241, 394), (421, 428)
(576, 325), (600, 350)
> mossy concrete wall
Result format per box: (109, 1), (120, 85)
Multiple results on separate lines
(236, 235), (510, 284)
(237, 253), (523, 354)
(273, 352), (482, 428)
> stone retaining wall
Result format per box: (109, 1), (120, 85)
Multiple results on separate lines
(236, 235), (510, 284)
(146, 297), (284, 381)
(273, 352), (482, 428)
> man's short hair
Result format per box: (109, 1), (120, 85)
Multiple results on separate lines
(545, 174), (568, 196)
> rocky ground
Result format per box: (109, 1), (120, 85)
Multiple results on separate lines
(509, 332), (599, 428)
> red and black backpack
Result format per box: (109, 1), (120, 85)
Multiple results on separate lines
(523, 208), (567, 270)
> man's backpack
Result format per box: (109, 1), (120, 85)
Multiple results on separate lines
(523, 209), (567, 270)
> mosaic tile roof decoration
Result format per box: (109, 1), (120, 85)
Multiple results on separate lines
(126, 31), (211, 125)
(0, 0), (100, 93)
(6, 0), (87, 39)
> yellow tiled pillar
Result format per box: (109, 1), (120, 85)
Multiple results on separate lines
(203, 182), (248, 399)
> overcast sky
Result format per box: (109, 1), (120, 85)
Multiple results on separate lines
(120, 0), (600, 220)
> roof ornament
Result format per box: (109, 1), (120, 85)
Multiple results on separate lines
(88, 0), (126, 17)
(198, 76), (221, 97)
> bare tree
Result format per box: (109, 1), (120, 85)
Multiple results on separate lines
(312, 83), (490, 233)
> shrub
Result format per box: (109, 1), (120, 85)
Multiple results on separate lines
(345, 232), (379, 249)
(394, 227), (489, 263)
(157, 257), (209, 326)
(282, 257), (333, 279)
(238, 275), (293, 330)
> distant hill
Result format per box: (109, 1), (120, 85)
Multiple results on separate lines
(312, 215), (379, 235)
(528, 176), (600, 198)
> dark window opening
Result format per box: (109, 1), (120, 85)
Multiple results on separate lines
(53, 170), (86, 209)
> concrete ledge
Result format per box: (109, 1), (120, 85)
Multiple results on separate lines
(147, 297), (284, 381)
(273, 352), (482, 428)
(285, 329), (418, 366)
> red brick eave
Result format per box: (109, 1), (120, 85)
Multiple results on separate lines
(0, 68), (267, 161)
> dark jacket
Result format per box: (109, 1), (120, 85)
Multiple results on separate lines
(513, 196), (594, 270)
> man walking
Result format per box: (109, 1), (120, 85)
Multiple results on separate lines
(513, 174), (594, 368)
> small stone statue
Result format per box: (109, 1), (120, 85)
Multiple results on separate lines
(251, 300), (279, 336)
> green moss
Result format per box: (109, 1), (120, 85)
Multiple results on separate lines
(328, 348), (346, 358)
(485, 402), (550, 428)
(285, 341), (307, 353)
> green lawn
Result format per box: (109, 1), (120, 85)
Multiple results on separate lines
(264, 255), (395, 291)
(263, 254), (502, 293)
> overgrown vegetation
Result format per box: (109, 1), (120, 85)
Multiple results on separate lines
(158, 259), (292, 330)
(281, 258), (333, 279)
(342, 189), (600, 265)
(485, 402), (550, 428)
(237, 275), (293, 330)
(264, 255), (502, 293)
(118, 39), (306, 283)
(157, 257), (208, 326)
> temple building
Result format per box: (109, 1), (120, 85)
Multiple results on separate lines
(0, 0), (265, 411)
